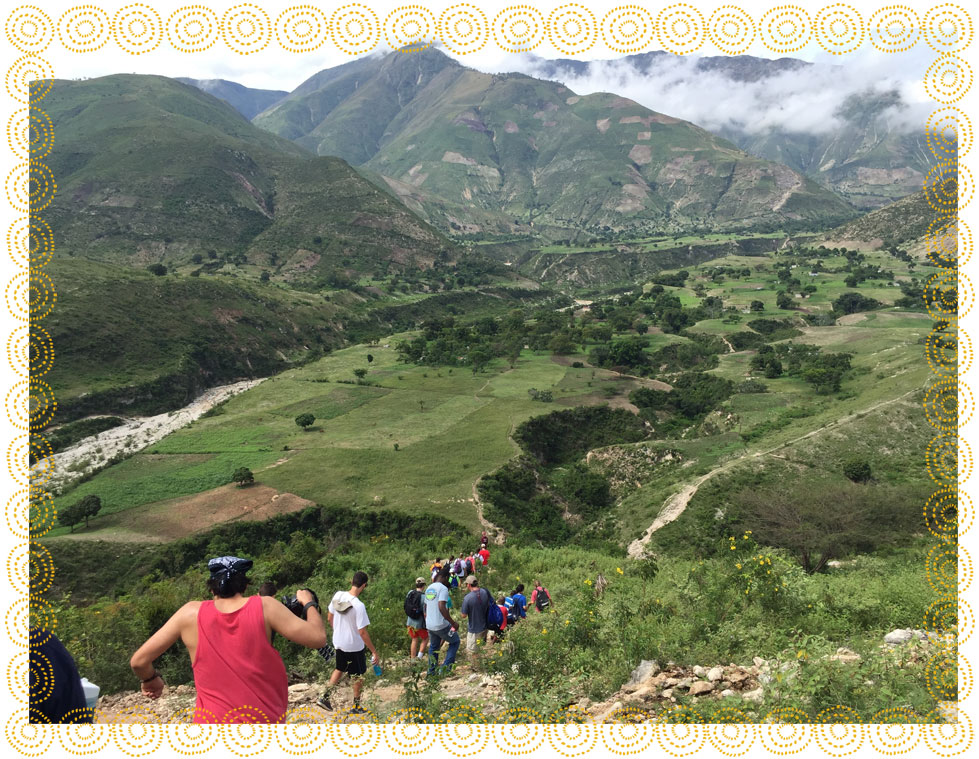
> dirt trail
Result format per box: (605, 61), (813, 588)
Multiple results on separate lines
(627, 390), (920, 558)
(720, 335), (735, 353)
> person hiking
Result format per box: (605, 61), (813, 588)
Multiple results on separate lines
(511, 584), (528, 621)
(460, 576), (494, 667)
(493, 596), (509, 642)
(404, 577), (429, 661)
(478, 545), (490, 570)
(480, 530), (488, 547)
(425, 567), (460, 676)
(318, 572), (379, 715)
(130, 556), (326, 723)
(503, 592), (516, 626)
(530, 580), (552, 613)
(430, 559), (443, 582)
(453, 555), (466, 585)
(448, 555), (459, 589)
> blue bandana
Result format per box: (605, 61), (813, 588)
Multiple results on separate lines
(207, 556), (253, 594)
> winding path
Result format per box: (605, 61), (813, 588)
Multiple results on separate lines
(627, 389), (921, 558)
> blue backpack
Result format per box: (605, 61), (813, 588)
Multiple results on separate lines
(485, 591), (504, 631)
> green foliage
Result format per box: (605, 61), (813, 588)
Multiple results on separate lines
(231, 467), (255, 486)
(833, 292), (882, 315)
(295, 413), (315, 430)
(513, 406), (647, 466)
(843, 459), (873, 483)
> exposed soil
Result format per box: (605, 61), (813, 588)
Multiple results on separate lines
(56, 484), (315, 543)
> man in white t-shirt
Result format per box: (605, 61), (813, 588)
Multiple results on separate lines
(317, 572), (379, 715)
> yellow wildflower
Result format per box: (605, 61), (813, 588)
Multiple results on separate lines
(616, 567), (624, 575)
(542, 628), (548, 635)
(735, 563), (742, 569)
(730, 546), (736, 551)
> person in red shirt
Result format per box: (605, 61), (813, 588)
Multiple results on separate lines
(130, 556), (327, 723)
(491, 596), (508, 642)
(478, 546), (490, 569)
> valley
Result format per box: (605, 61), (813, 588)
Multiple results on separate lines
(31, 49), (954, 725)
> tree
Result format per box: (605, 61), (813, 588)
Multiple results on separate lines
(843, 459), (873, 483)
(77, 495), (102, 528)
(58, 502), (83, 533)
(260, 271), (271, 283)
(776, 291), (794, 310)
(146, 263), (167, 276)
(734, 482), (919, 574)
(295, 413), (315, 431)
(353, 368), (368, 380)
(231, 467), (255, 486)
(750, 300), (765, 312)
(366, 354), (374, 364)
(191, 253), (203, 264)
(833, 292), (881, 315)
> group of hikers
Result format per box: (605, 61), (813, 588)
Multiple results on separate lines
(121, 533), (552, 723)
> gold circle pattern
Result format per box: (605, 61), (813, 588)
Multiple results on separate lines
(166, 5), (220, 52)
(924, 4), (974, 54)
(868, 5), (919, 52)
(657, 3), (706, 55)
(7, 216), (53, 270)
(8, 108), (53, 161)
(331, 3), (380, 54)
(814, 4), (864, 54)
(547, 3), (597, 55)
(601, 6), (655, 54)
(707, 5), (755, 55)
(492, 5), (545, 52)
(222, 4), (271, 55)
(5, 5), (54, 54)
(384, 5), (436, 52)
(58, 5), (112, 52)
(113, 3), (163, 55)
(759, 5), (811, 53)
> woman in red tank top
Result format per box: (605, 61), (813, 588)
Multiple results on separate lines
(131, 556), (327, 723)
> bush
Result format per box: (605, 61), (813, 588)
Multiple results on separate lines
(843, 459), (872, 483)
(231, 467), (254, 486)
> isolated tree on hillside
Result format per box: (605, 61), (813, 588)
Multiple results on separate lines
(231, 467), (255, 487)
(750, 300), (765, 312)
(353, 368), (368, 381)
(58, 502), (83, 533)
(776, 291), (794, 310)
(146, 263), (167, 276)
(77, 494), (102, 528)
(295, 413), (315, 431)
(366, 354), (374, 364)
(843, 459), (873, 484)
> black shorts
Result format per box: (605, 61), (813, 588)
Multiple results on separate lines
(335, 648), (367, 676)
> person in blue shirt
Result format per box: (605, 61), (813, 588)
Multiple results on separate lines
(424, 567), (460, 676)
(511, 584), (528, 621)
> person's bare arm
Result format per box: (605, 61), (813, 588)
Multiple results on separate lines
(130, 602), (196, 699)
(262, 593), (327, 649)
(358, 627), (379, 662)
(438, 600), (456, 629)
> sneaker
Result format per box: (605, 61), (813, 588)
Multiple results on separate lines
(349, 705), (368, 715)
(316, 695), (333, 711)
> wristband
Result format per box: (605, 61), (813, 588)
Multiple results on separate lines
(141, 671), (161, 683)
(301, 601), (320, 619)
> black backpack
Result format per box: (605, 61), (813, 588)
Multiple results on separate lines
(535, 587), (550, 612)
(404, 589), (424, 620)
(484, 589), (504, 632)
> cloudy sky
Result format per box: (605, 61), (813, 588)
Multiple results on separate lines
(31, 0), (935, 137)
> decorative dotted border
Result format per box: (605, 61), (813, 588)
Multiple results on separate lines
(2, 3), (974, 757)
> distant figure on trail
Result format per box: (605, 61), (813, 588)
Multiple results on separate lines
(447, 555), (459, 589)
(530, 581), (552, 613)
(480, 530), (489, 547)
(319, 572), (379, 715)
(404, 577), (429, 661)
(511, 584), (528, 621)
(130, 556), (326, 723)
(460, 575), (494, 667)
(425, 567), (460, 676)
(453, 555), (466, 587)
(430, 558), (443, 582)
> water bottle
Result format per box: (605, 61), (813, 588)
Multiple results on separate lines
(372, 664), (382, 677)
(80, 677), (100, 710)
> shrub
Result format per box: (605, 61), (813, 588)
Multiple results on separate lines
(231, 467), (254, 486)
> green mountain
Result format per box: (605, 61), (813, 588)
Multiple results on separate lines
(41, 75), (455, 282)
(253, 49), (856, 238)
(175, 77), (286, 119)
(532, 53), (934, 210)
(823, 189), (939, 246)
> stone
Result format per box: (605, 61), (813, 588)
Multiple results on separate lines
(578, 698), (592, 710)
(663, 677), (680, 687)
(467, 674), (481, 684)
(720, 681), (732, 690)
(707, 667), (724, 682)
(689, 681), (714, 696)
(728, 671), (749, 684)
(742, 688), (765, 703)
(692, 666), (707, 678)
(623, 660), (659, 692)
(829, 647), (861, 664)
(676, 678), (694, 690)
(721, 689), (736, 698)
(752, 657), (766, 668)
(885, 629), (914, 645)
(661, 689), (673, 699)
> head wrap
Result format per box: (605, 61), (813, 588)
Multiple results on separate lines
(207, 556), (253, 595)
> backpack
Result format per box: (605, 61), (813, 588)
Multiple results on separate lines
(504, 596), (516, 624)
(466, 558), (474, 574)
(486, 592), (504, 631)
(404, 589), (424, 620)
(535, 587), (551, 612)
(454, 559), (464, 575)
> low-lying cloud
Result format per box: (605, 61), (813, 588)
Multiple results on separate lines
(508, 51), (931, 137)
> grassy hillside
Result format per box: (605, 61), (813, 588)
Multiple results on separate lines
(41, 75), (454, 281)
